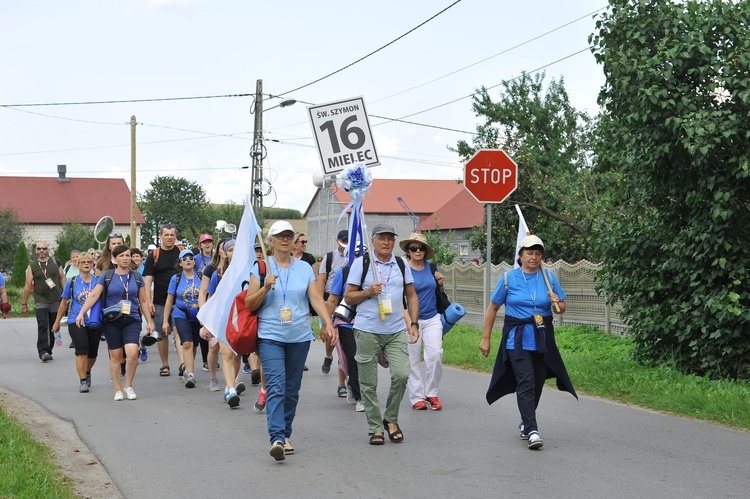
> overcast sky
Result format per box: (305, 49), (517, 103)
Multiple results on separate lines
(1, 0), (607, 216)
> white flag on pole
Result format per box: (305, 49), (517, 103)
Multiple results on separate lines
(514, 204), (530, 269)
(196, 196), (261, 350)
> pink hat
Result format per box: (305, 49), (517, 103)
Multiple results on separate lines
(199, 233), (213, 244)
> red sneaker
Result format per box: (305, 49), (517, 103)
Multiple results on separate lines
(412, 400), (428, 410)
(426, 396), (443, 411)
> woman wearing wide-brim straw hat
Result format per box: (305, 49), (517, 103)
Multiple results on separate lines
(399, 232), (445, 411)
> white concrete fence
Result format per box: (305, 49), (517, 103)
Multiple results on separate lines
(441, 260), (628, 334)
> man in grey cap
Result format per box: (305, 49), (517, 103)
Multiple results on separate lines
(317, 229), (349, 378)
(344, 223), (420, 445)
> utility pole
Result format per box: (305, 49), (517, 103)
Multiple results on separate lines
(130, 115), (137, 246)
(251, 79), (264, 214)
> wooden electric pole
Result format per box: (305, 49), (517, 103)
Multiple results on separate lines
(130, 115), (137, 246)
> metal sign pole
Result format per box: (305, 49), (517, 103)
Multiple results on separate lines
(485, 203), (492, 311)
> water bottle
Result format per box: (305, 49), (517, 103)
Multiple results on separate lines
(55, 331), (62, 347)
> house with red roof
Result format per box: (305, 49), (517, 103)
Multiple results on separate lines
(1, 165), (146, 253)
(304, 178), (484, 261)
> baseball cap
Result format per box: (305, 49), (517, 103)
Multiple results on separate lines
(371, 223), (397, 237)
(268, 220), (295, 237)
(199, 233), (213, 244)
(519, 235), (545, 252)
(147, 244), (156, 251)
(179, 249), (194, 259)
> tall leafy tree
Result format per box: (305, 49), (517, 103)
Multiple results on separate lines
(454, 72), (600, 263)
(55, 221), (97, 256)
(0, 207), (23, 272)
(590, 0), (750, 379)
(10, 241), (29, 287)
(138, 176), (212, 247)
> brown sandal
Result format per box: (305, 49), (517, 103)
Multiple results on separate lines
(369, 433), (385, 445)
(159, 366), (170, 377)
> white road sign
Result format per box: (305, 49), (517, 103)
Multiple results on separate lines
(308, 96), (380, 175)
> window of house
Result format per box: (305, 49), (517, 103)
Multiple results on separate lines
(459, 244), (469, 256)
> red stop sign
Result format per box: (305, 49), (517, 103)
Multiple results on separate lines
(463, 149), (518, 203)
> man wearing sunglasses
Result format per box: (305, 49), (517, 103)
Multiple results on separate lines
(143, 224), (183, 376)
(22, 241), (66, 362)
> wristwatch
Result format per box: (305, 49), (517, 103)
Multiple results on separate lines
(410, 321), (419, 329)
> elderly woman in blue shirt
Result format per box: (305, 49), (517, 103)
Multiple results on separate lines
(480, 235), (576, 450)
(244, 221), (336, 462)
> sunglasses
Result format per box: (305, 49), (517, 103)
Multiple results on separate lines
(409, 245), (426, 252)
(36, 247), (49, 250)
(299, 240), (308, 244)
(275, 234), (294, 241)
(181, 255), (195, 261)
(109, 232), (123, 238)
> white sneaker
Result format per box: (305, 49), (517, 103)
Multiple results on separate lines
(114, 391), (124, 401)
(124, 387), (137, 400)
(269, 441), (285, 461)
(284, 438), (295, 455)
(527, 431), (543, 449)
(355, 400), (365, 412)
(209, 378), (220, 391)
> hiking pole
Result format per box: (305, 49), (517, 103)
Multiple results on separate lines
(540, 261), (561, 313)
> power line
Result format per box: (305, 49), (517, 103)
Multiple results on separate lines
(276, 0), (463, 96)
(0, 93), (252, 108)
(370, 6), (606, 105)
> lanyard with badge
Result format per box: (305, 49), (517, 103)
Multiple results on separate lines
(374, 260), (394, 315)
(522, 270), (545, 331)
(39, 261), (56, 290)
(117, 272), (132, 315)
(273, 258), (293, 326)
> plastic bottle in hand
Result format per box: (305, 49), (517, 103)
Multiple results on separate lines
(55, 331), (62, 347)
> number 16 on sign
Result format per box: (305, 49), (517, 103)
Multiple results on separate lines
(308, 96), (380, 176)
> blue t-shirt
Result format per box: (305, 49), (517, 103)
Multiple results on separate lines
(207, 270), (221, 296)
(490, 267), (566, 351)
(251, 256), (315, 344)
(97, 271), (145, 321)
(0, 273), (5, 286)
(329, 267), (345, 298)
(347, 254), (414, 334)
(167, 272), (201, 321)
(194, 253), (212, 277)
(410, 263), (438, 320)
(62, 275), (97, 326)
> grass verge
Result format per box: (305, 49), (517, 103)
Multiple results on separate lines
(0, 405), (77, 498)
(443, 324), (750, 429)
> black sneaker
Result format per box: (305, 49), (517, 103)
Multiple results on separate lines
(251, 369), (261, 385)
(202, 362), (209, 372)
(79, 380), (90, 393)
(41, 352), (53, 362)
(322, 356), (333, 374)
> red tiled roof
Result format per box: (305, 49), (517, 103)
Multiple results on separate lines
(418, 188), (485, 230)
(0, 176), (146, 224)
(331, 179), (465, 214)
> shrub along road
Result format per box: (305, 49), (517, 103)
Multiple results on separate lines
(1, 318), (748, 498)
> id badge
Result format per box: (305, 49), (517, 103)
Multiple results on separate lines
(534, 314), (545, 329)
(45, 278), (56, 289)
(121, 300), (132, 315)
(381, 295), (393, 315)
(280, 307), (293, 326)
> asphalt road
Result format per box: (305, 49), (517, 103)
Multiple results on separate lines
(1, 318), (748, 499)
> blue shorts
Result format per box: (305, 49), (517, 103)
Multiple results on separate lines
(103, 316), (141, 350)
(174, 318), (201, 345)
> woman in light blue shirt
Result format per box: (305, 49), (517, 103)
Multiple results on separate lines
(244, 221), (335, 462)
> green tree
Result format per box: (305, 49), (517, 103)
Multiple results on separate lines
(424, 224), (458, 266)
(10, 241), (28, 287)
(454, 72), (602, 263)
(55, 240), (70, 266)
(138, 176), (212, 247)
(263, 207), (302, 220)
(590, 0), (750, 379)
(0, 207), (23, 272)
(55, 221), (97, 257)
